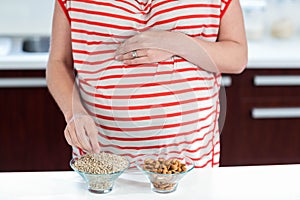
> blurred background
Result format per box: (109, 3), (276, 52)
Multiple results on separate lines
(0, 0), (299, 171)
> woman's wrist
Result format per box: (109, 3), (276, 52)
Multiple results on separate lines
(64, 111), (74, 123)
(63, 107), (88, 123)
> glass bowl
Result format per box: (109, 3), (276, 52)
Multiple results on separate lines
(135, 153), (195, 193)
(70, 155), (130, 194)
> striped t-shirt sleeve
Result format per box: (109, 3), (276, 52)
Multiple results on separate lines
(220, 0), (233, 18)
(57, 0), (71, 22)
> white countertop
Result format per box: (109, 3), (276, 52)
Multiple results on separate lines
(248, 37), (300, 69)
(0, 165), (299, 200)
(0, 53), (48, 70)
(0, 37), (300, 70)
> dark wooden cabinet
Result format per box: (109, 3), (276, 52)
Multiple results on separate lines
(220, 69), (300, 166)
(0, 70), (71, 171)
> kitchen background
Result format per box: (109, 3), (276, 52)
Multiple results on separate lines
(0, 0), (299, 171)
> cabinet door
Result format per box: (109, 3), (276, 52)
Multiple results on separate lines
(219, 74), (243, 166)
(220, 69), (300, 166)
(0, 70), (71, 171)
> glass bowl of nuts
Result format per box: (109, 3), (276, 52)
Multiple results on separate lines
(135, 153), (195, 193)
(70, 152), (130, 194)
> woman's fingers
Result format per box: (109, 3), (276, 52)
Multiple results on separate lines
(64, 115), (100, 153)
(123, 56), (153, 65)
(74, 120), (93, 152)
(115, 37), (140, 55)
(116, 49), (148, 60)
(85, 122), (100, 153)
(65, 123), (82, 148)
(64, 121), (88, 152)
(116, 48), (173, 65)
(64, 127), (73, 146)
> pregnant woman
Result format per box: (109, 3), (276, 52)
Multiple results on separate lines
(47, 0), (247, 168)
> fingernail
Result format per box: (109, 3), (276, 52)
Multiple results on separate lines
(115, 55), (121, 60)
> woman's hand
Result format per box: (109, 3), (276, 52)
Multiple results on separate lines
(115, 30), (174, 64)
(115, 48), (173, 65)
(64, 114), (100, 153)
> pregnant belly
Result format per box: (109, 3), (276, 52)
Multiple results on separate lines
(78, 60), (218, 146)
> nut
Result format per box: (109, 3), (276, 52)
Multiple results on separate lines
(142, 158), (188, 175)
(152, 181), (176, 191)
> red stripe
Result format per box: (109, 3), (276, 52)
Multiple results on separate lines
(74, 58), (115, 65)
(72, 39), (120, 45)
(212, 161), (220, 166)
(97, 110), (215, 132)
(189, 33), (218, 38)
(72, 18), (136, 31)
(82, 67), (201, 80)
(73, 49), (115, 55)
(191, 141), (220, 161)
(72, 29), (117, 38)
(69, 7), (146, 24)
(98, 134), (214, 151)
(75, 58), (219, 75)
(150, 14), (220, 27)
(79, 83), (214, 99)
(151, 0), (178, 10)
(70, 0), (136, 14)
(91, 76), (215, 89)
(78, 148), (85, 156)
(72, 28), (130, 39)
(98, 125), (212, 142)
(191, 149), (213, 161)
(194, 159), (213, 168)
(82, 90), (219, 110)
(76, 63), (156, 75)
(91, 105), (213, 121)
(115, 0), (140, 11)
(149, 4), (221, 22)
(171, 24), (219, 30)
(221, 0), (232, 19)
(74, 57), (211, 69)
(57, 0), (71, 23)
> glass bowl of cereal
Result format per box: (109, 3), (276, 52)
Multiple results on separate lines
(135, 153), (195, 193)
(70, 152), (130, 194)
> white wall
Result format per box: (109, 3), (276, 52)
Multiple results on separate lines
(0, 0), (54, 36)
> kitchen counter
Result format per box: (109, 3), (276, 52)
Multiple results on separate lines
(248, 37), (300, 68)
(0, 53), (48, 70)
(0, 165), (299, 200)
(0, 37), (300, 70)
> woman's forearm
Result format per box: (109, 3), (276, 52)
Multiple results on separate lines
(46, 1), (88, 122)
(175, 33), (248, 74)
(196, 39), (248, 74)
(46, 60), (86, 122)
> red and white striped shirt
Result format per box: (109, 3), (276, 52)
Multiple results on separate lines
(58, 0), (232, 168)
